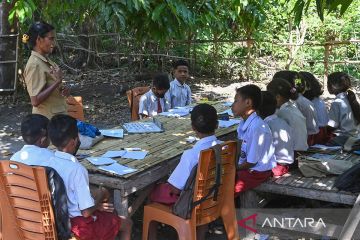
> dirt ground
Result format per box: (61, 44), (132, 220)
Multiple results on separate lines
(0, 71), (354, 240)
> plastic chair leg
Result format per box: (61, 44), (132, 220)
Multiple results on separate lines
(221, 204), (240, 240)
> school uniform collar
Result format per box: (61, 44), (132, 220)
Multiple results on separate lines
(54, 150), (78, 163)
(279, 101), (292, 111)
(194, 135), (217, 147)
(264, 114), (277, 123)
(174, 79), (185, 87)
(336, 92), (346, 99)
(241, 112), (258, 131)
(31, 50), (49, 63)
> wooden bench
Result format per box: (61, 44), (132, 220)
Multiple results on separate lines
(240, 157), (360, 238)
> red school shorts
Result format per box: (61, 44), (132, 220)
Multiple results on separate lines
(272, 163), (290, 177)
(234, 169), (272, 196)
(70, 210), (121, 240)
(149, 183), (179, 205)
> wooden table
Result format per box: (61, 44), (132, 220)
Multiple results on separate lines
(78, 102), (237, 216)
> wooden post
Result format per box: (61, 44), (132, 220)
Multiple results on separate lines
(324, 43), (330, 91)
(245, 38), (253, 80)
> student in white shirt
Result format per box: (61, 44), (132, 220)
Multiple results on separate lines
(301, 71), (329, 144)
(166, 60), (192, 108)
(139, 73), (170, 118)
(10, 114), (53, 166)
(149, 104), (220, 240)
(231, 85), (276, 195)
(327, 72), (360, 137)
(274, 70), (319, 145)
(258, 91), (294, 177)
(47, 114), (132, 240)
(267, 78), (308, 152)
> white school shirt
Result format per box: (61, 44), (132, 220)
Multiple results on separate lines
(328, 92), (359, 137)
(276, 101), (308, 151)
(312, 97), (329, 127)
(10, 145), (53, 166)
(295, 94), (319, 135)
(264, 114), (294, 164)
(48, 151), (94, 218)
(237, 112), (276, 172)
(168, 135), (222, 190)
(166, 79), (192, 108)
(139, 89), (170, 117)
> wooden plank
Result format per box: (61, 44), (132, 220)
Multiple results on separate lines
(339, 194), (360, 239)
(254, 183), (357, 205)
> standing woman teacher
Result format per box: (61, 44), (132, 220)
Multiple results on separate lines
(23, 21), (69, 119)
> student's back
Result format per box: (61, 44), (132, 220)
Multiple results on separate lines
(295, 94), (319, 135)
(265, 115), (294, 164)
(327, 72), (360, 137)
(10, 114), (53, 166)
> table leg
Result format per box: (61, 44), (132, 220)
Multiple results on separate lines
(114, 189), (129, 217)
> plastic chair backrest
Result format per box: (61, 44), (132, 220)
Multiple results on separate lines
(67, 96), (85, 121)
(126, 86), (150, 121)
(0, 160), (57, 240)
(192, 141), (237, 225)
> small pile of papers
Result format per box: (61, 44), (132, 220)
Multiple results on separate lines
(86, 157), (137, 176)
(101, 149), (148, 160)
(218, 119), (240, 128)
(99, 129), (124, 138)
(159, 107), (192, 118)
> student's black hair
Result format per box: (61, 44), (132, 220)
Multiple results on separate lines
(173, 60), (189, 69)
(48, 114), (78, 148)
(152, 73), (170, 90)
(25, 21), (55, 50)
(267, 78), (298, 101)
(258, 91), (277, 119)
(21, 114), (49, 145)
(236, 84), (262, 110)
(191, 104), (218, 134)
(273, 70), (303, 97)
(328, 72), (360, 123)
(300, 71), (323, 100)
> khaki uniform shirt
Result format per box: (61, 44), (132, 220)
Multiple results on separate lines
(24, 51), (67, 119)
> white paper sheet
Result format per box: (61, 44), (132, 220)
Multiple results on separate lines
(159, 108), (191, 117)
(99, 163), (137, 176)
(219, 109), (234, 117)
(123, 122), (162, 133)
(186, 136), (199, 143)
(99, 129), (124, 138)
(121, 151), (148, 160)
(218, 119), (241, 128)
(101, 150), (126, 158)
(86, 157), (116, 166)
(222, 102), (233, 107)
(310, 144), (342, 151)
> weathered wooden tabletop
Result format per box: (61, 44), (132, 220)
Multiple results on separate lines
(77, 102), (238, 215)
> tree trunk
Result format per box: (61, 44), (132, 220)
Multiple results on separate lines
(0, 0), (17, 92)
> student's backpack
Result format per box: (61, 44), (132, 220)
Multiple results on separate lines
(334, 162), (360, 193)
(172, 144), (222, 219)
(45, 167), (72, 240)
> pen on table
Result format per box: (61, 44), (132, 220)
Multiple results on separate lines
(121, 147), (142, 151)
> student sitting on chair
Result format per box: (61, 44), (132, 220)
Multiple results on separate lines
(11, 114), (53, 166)
(166, 60), (192, 108)
(149, 103), (221, 240)
(258, 91), (294, 177)
(232, 85), (276, 195)
(139, 73), (170, 118)
(47, 114), (132, 240)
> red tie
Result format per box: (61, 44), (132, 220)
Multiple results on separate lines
(157, 98), (163, 113)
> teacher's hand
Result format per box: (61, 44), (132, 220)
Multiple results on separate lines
(50, 66), (63, 84)
(60, 85), (70, 97)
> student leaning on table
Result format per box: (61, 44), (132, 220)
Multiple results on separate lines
(23, 21), (69, 119)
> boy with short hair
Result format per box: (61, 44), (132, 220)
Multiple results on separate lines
(47, 114), (132, 240)
(148, 103), (221, 240)
(11, 114), (53, 166)
(258, 91), (294, 177)
(166, 60), (192, 108)
(139, 73), (170, 118)
(231, 85), (276, 194)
